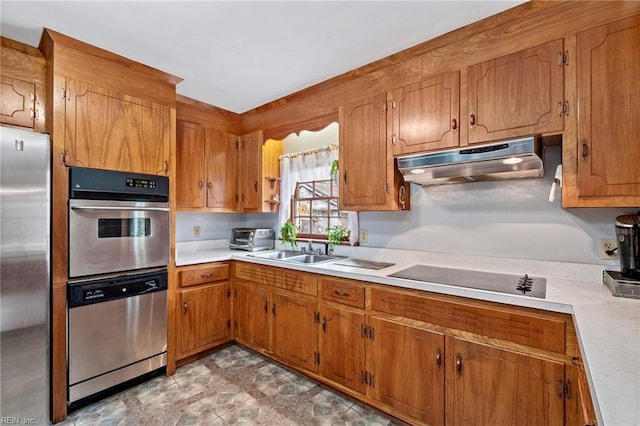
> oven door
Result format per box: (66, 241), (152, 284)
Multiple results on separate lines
(69, 199), (170, 278)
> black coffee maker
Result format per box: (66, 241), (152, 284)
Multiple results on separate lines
(615, 211), (640, 279)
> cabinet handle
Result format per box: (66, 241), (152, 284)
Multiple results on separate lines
(456, 354), (463, 376)
(254, 181), (258, 192)
(272, 303), (276, 316)
(264, 300), (268, 314)
(334, 290), (349, 298)
(207, 181), (213, 189)
(343, 171), (347, 184)
(581, 139), (589, 161)
(436, 349), (442, 370)
(183, 302), (188, 314)
(200, 273), (213, 279)
(469, 111), (476, 128)
(198, 180), (204, 189)
(321, 317), (327, 332)
(164, 160), (169, 174)
(452, 116), (458, 131)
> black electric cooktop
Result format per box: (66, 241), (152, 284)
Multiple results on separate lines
(388, 265), (547, 298)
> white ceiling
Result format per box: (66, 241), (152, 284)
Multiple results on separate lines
(0, 1), (524, 113)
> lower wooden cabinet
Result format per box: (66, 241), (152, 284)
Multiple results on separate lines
(447, 337), (566, 426)
(227, 263), (595, 426)
(176, 263), (232, 360)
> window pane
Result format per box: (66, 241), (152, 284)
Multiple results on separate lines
(312, 200), (328, 217)
(315, 180), (331, 197)
(298, 183), (313, 199)
(296, 201), (310, 217)
(312, 218), (328, 234)
(297, 218), (311, 234)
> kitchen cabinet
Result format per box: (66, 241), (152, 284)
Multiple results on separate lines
(389, 71), (460, 156)
(239, 130), (284, 212)
(467, 39), (565, 145)
(339, 94), (409, 211)
(1, 75), (43, 130)
(575, 15), (640, 199)
(233, 280), (270, 351)
(271, 291), (318, 372)
(232, 262), (318, 370)
(446, 337), (566, 426)
(175, 121), (240, 211)
(61, 78), (171, 175)
(176, 263), (232, 360)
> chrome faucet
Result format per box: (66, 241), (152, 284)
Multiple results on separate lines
(308, 240), (314, 254)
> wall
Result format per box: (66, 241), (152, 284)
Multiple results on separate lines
(359, 146), (632, 266)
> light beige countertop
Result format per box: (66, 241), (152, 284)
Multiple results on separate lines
(176, 240), (640, 426)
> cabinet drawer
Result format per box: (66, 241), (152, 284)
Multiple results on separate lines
(320, 277), (365, 308)
(371, 287), (566, 353)
(180, 263), (229, 287)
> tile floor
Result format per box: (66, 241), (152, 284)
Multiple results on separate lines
(60, 344), (406, 425)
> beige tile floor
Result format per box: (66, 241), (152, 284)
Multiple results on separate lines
(60, 344), (406, 425)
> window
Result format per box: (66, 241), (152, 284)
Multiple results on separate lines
(291, 179), (348, 239)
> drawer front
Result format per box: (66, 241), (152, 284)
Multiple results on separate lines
(320, 277), (365, 308)
(370, 287), (566, 353)
(235, 263), (317, 296)
(180, 263), (229, 287)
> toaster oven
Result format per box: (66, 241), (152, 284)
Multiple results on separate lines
(229, 228), (275, 251)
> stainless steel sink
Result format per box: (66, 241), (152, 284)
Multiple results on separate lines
(248, 250), (301, 259)
(248, 251), (344, 264)
(283, 254), (345, 264)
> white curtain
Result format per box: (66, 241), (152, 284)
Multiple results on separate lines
(279, 146), (359, 245)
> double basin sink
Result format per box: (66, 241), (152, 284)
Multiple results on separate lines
(249, 250), (345, 264)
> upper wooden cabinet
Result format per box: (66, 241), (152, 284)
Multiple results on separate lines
(239, 130), (283, 213)
(575, 15), (640, 199)
(175, 120), (240, 211)
(390, 71), (460, 156)
(1, 37), (46, 132)
(1, 76), (44, 130)
(339, 94), (409, 211)
(467, 39), (565, 145)
(62, 78), (171, 175)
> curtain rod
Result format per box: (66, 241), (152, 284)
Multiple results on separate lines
(279, 144), (338, 160)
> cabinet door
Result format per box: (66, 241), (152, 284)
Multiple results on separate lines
(467, 39), (564, 145)
(391, 71), (460, 156)
(576, 16), (640, 197)
(339, 93), (390, 210)
(206, 128), (239, 210)
(271, 292), (318, 372)
(1, 75), (36, 128)
(447, 337), (565, 426)
(64, 79), (170, 175)
(178, 282), (230, 357)
(233, 281), (270, 351)
(319, 305), (366, 394)
(367, 317), (445, 425)
(240, 130), (263, 212)
(176, 120), (206, 208)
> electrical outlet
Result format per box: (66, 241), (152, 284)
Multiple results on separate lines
(360, 229), (368, 243)
(193, 225), (201, 238)
(599, 238), (618, 260)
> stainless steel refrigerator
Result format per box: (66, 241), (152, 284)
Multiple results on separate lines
(0, 125), (50, 425)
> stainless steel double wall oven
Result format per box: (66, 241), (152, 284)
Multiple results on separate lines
(67, 167), (170, 409)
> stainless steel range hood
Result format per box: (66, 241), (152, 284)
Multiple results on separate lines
(396, 136), (544, 186)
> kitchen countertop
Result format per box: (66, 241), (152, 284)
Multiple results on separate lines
(176, 240), (640, 426)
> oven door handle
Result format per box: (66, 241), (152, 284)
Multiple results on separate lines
(70, 206), (171, 212)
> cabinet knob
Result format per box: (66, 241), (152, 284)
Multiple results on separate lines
(254, 181), (258, 192)
(183, 302), (188, 314)
(264, 300), (268, 314)
(198, 180), (204, 189)
(272, 303), (276, 316)
(207, 181), (213, 189)
(469, 111), (476, 128)
(452, 116), (458, 131)
(321, 317), (326, 332)
(456, 354), (463, 376)
(436, 349), (442, 369)
(581, 139), (589, 161)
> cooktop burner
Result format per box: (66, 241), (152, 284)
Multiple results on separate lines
(387, 265), (547, 298)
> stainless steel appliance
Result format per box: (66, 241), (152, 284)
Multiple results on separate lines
(229, 227), (275, 251)
(615, 211), (640, 280)
(67, 167), (170, 410)
(68, 167), (170, 278)
(603, 270), (640, 299)
(396, 136), (544, 186)
(68, 268), (168, 405)
(388, 265), (547, 298)
(0, 125), (50, 424)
